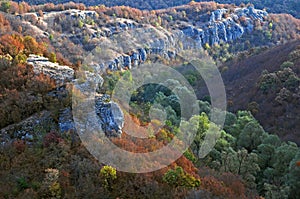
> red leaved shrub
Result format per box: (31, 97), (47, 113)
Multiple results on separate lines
(43, 131), (62, 147)
(201, 176), (235, 198)
(13, 139), (26, 153)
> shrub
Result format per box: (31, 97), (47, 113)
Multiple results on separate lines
(163, 166), (200, 188)
(284, 74), (299, 90)
(280, 61), (294, 69)
(0, 34), (24, 57)
(49, 52), (57, 63)
(14, 53), (27, 64)
(0, 1), (10, 13)
(40, 168), (62, 198)
(99, 165), (117, 190)
(17, 177), (30, 190)
(184, 149), (197, 163)
(49, 182), (62, 198)
(258, 72), (280, 93)
(43, 131), (62, 147)
(13, 140), (26, 153)
(201, 176), (235, 197)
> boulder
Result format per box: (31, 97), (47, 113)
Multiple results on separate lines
(123, 55), (132, 69)
(138, 48), (147, 62)
(95, 94), (124, 137)
(131, 51), (140, 67)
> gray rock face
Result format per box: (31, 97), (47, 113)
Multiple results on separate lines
(181, 6), (267, 46)
(124, 55), (132, 69)
(138, 48), (147, 62)
(102, 44), (177, 72)
(27, 54), (74, 86)
(22, 6), (268, 141)
(59, 108), (76, 133)
(96, 5), (267, 73)
(0, 111), (55, 144)
(63, 8), (267, 74)
(26, 55), (125, 138)
(93, 19), (138, 38)
(213, 9), (227, 21)
(68, 71), (125, 137)
(95, 94), (124, 137)
(131, 51), (140, 67)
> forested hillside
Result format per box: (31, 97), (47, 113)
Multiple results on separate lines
(221, 40), (300, 145)
(16, 0), (300, 18)
(0, 1), (299, 199)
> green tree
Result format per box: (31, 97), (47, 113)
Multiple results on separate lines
(198, 100), (211, 115)
(270, 142), (298, 181)
(221, 148), (260, 188)
(255, 134), (282, 193)
(280, 61), (294, 69)
(49, 52), (57, 63)
(256, 134), (281, 169)
(228, 110), (255, 138)
(190, 112), (210, 155)
(263, 183), (290, 199)
(237, 121), (266, 151)
(258, 71), (281, 93)
(288, 151), (300, 199)
(163, 166), (200, 188)
(99, 166), (117, 190)
(260, 142), (298, 197)
(205, 129), (236, 169)
(0, 1), (10, 13)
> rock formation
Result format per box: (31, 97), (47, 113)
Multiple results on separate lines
(8, 5), (267, 140)
(181, 6), (267, 46)
(25, 55), (125, 138)
(79, 6), (268, 73)
(95, 94), (124, 137)
(27, 54), (75, 86)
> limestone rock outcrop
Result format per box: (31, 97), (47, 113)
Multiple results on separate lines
(25, 55), (125, 137)
(84, 6), (268, 73)
(95, 94), (124, 137)
(27, 54), (75, 86)
(181, 6), (267, 47)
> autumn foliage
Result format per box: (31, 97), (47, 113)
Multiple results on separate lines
(43, 131), (63, 147)
(0, 13), (11, 34)
(0, 62), (56, 127)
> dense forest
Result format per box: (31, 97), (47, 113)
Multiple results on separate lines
(0, 1), (299, 199)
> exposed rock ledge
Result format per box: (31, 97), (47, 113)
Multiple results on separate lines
(87, 6), (268, 72)
(12, 5), (267, 140)
(27, 54), (75, 86)
(0, 111), (54, 144)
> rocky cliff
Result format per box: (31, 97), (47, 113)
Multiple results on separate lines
(67, 6), (268, 137)
(3, 5), (268, 140)
(75, 6), (268, 73)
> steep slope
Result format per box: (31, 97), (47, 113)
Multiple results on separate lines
(17, 0), (300, 18)
(222, 40), (300, 144)
(1, 2), (300, 199)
